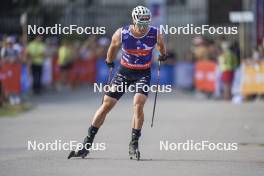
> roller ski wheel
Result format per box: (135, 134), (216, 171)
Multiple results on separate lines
(129, 141), (140, 161)
(129, 149), (140, 161)
(67, 151), (76, 159)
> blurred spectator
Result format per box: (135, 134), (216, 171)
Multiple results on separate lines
(42, 38), (58, 87)
(1, 37), (20, 63)
(252, 47), (261, 61)
(184, 50), (195, 63)
(57, 40), (74, 89)
(256, 39), (264, 60)
(207, 39), (220, 61)
(218, 41), (237, 100)
(191, 36), (210, 60)
(0, 36), (21, 105)
(13, 36), (25, 60)
(26, 35), (45, 95)
(80, 35), (97, 60)
(96, 37), (110, 59)
(230, 41), (240, 65)
(164, 44), (177, 65)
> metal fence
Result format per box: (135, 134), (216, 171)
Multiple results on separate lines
(0, 0), (241, 58)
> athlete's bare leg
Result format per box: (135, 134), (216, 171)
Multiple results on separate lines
(132, 93), (147, 129)
(91, 95), (117, 128)
(67, 95), (117, 159)
(128, 93), (147, 159)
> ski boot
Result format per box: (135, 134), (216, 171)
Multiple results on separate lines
(129, 140), (140, 161)
(68, 136), (93, 159)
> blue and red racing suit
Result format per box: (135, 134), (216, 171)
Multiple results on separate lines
(106, 25), (158, 100)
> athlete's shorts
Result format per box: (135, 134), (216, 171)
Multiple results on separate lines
(105, 66), (151, 100)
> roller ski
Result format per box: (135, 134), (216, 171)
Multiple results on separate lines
(129, 140), (140, 161)
(67, 149), (89, 159)
(68, 126), (98, 159)
(67, 136), (93, 159)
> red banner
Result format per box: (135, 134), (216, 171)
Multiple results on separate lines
(52, 57), (96, 84)
(0, 63), (22, 95)
(194, 61), (217, 93)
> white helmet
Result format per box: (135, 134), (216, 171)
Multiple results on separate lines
(132, 6), (151, 28)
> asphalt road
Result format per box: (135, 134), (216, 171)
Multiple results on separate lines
(0, 87), (263, 176)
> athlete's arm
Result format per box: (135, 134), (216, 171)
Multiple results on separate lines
(156, 32), (166, 56)
(106, 28), (122, 64)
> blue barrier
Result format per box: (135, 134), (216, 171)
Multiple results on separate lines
(151, 64), (175, 85)
(21, 64), (31, 93)
(160, 65), (175, 85)
(175, 62), (194, 89)
(96, 58), (119, 84)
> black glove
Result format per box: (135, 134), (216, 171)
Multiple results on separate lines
(158, 54), (168, 62)
(105, 60), (115, 68)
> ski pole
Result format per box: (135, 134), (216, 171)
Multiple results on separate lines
(151, 60), (161, 128)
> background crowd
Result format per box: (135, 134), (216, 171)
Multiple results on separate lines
(0, 33), (263, 106)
